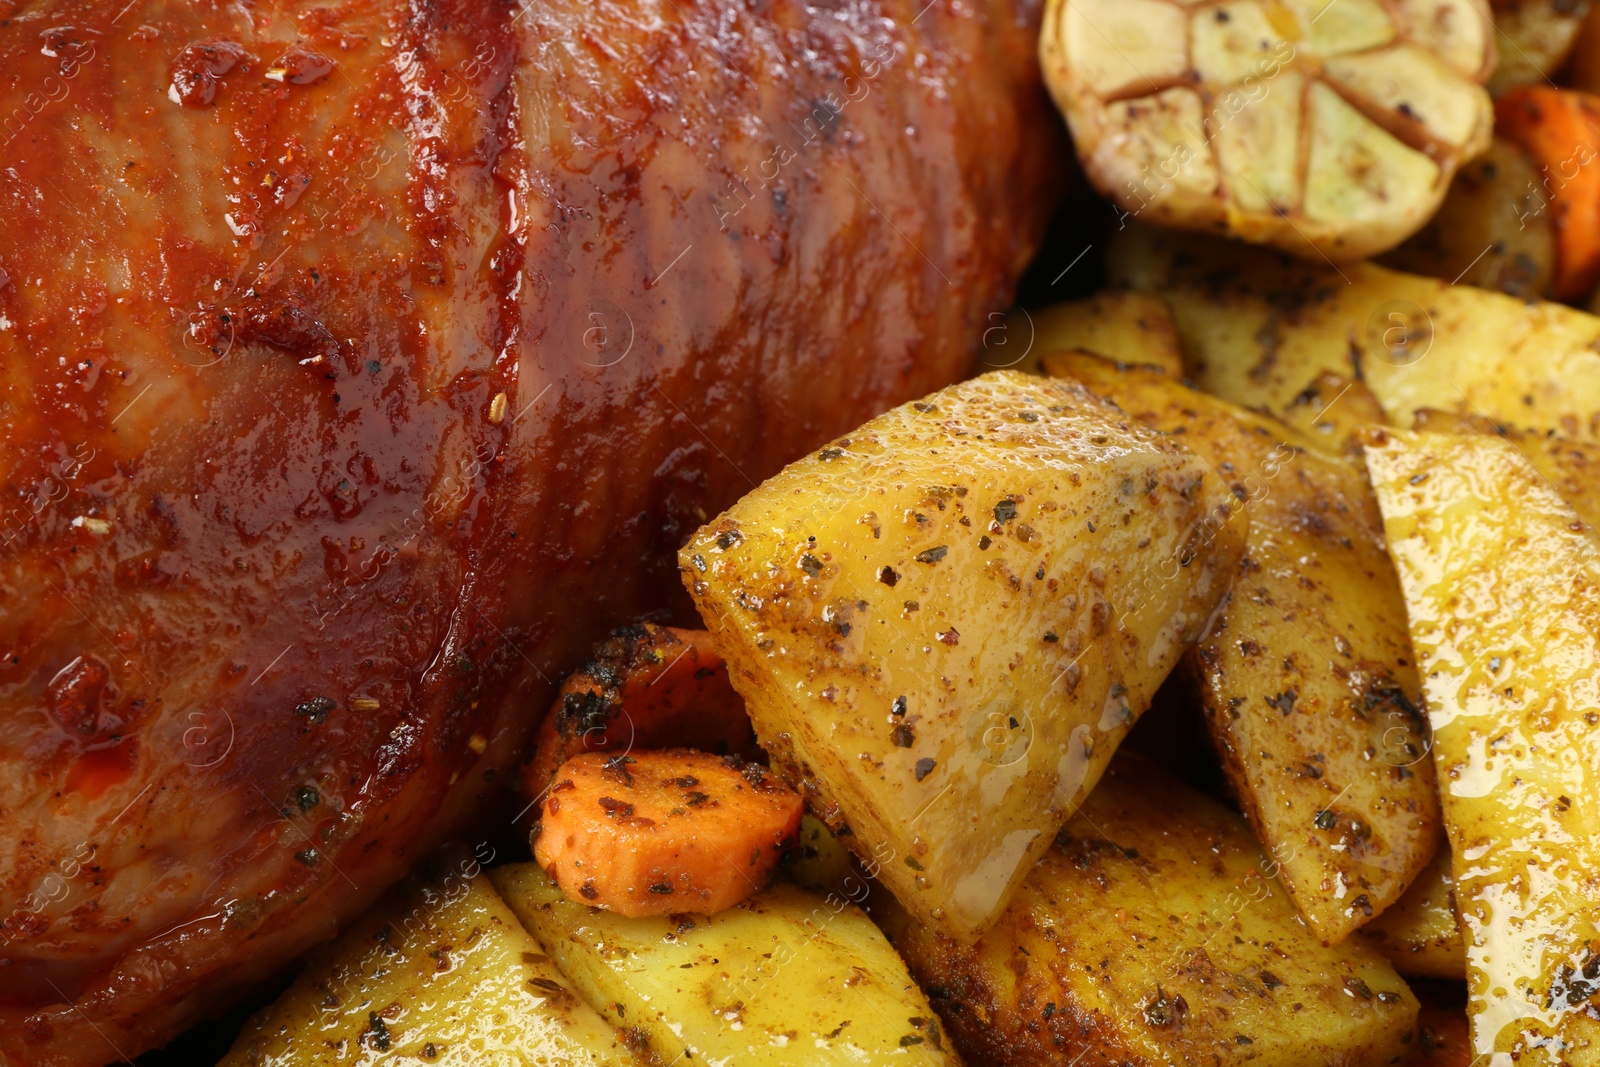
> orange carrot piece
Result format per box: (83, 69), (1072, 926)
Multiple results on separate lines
(535, 750), (803, 917)
(522, 624), (759, 799)
(1496, 87), (1600, 301)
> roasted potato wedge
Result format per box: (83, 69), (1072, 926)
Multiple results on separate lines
(491, 864), (959, 1066)
(1412, 407), (1600, 528)
(1273, 371), (1390, 458)
(1109, 223), (1600, 438)
(885, 754), (1421, 1067)
(679, 370), (1243, 938)
(220, 861), (639, 1067)
(1367, 428), (1600, 1064)
(977, 291), (1185, 376)
(1380, 138), (1557, 299)
(1486, 0), (1591, 94)
(1359, 846), (1466, 979)
(1044, 352), (1440, 944)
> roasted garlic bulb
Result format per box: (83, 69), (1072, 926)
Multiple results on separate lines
(1041, 0), (1496, 260)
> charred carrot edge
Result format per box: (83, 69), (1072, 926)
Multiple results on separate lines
(535, 749), (804, 917)
(1495, 87), (1600, 301)
(522, 624), (758, 800)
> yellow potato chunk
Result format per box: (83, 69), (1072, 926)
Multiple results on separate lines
(679, 371), (1243, 938)
(1360, 846), (1467, 979)
(492, 865), (961, 1066)
(886, 755), (1421, 1067)
(220, 866), (639, 1067)
(1367, 428), (1600, 1064)
(976, 291), (1186, 377)
(1108, 223), (1600, 440)
(1044, 352), (1441, 945)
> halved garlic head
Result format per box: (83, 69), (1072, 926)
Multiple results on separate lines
(1041, 0), (1495, 260)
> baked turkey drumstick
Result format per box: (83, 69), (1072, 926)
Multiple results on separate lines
(0, 0), (1058, 1061)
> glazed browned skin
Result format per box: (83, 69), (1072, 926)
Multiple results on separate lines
(0, 0), (1058, 1061)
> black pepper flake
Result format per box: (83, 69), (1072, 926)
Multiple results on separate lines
(1087, 521), (1096, 532)
(294, 848), (319, 866)
(890, 725), (916, 748)
(1266, 688), (1298, 715)
(1376, 990), (1401, 1004)
(936, 628), (959, 646)
(912, 402), (937, 413)
(891, 695), (908, 717)
(914, 757), (936, 781)
(878, 565), (900, 587)
(295, 696), (336, 723)
(365, 1012), (391, 1051)
(295, 785), (320, 812)
(899, 1035), (924, 1047)
(800, 554), (824, 576)
(914, 545), (949, 564)
(903, 600), (920, 612)
(1044, 631), (1059, 643)
(1343, 976), (1374, 1001)
(580, 880), (598, 900)
(598, 796), (635, 818)
(674, 775), (700, 788)
(715, 528), (743, 550)
(648, 883), (674, 895)
(1314, 808), (1337, 830)
(1042, 1002), (1056, 1019)
(1259, 970), (1284, 989)
(978, 535), (992, 551)
(819, 447), (845, 461)
(685, 791), (710, 806)
(994, 499), (1018, 524)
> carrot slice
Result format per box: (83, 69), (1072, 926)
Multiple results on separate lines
(522, 624), (759, 799)
(1495, 87), (1600, 301)
(535, 750), (803, 916)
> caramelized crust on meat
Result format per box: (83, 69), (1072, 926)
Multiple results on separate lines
(0, 0), (1059, 1061)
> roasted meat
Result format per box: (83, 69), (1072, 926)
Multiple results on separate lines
(0, 0), (1058, 1061)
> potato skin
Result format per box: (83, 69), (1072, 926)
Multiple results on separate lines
(886, 755), (1420, 1067)
(1486, 0), (1591, 94)
(1381, 139), (1556, 300)
(1109, 223), (1600, 439)
(1044, 353), (1440, 945)
(680, 371), (1243, 939)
